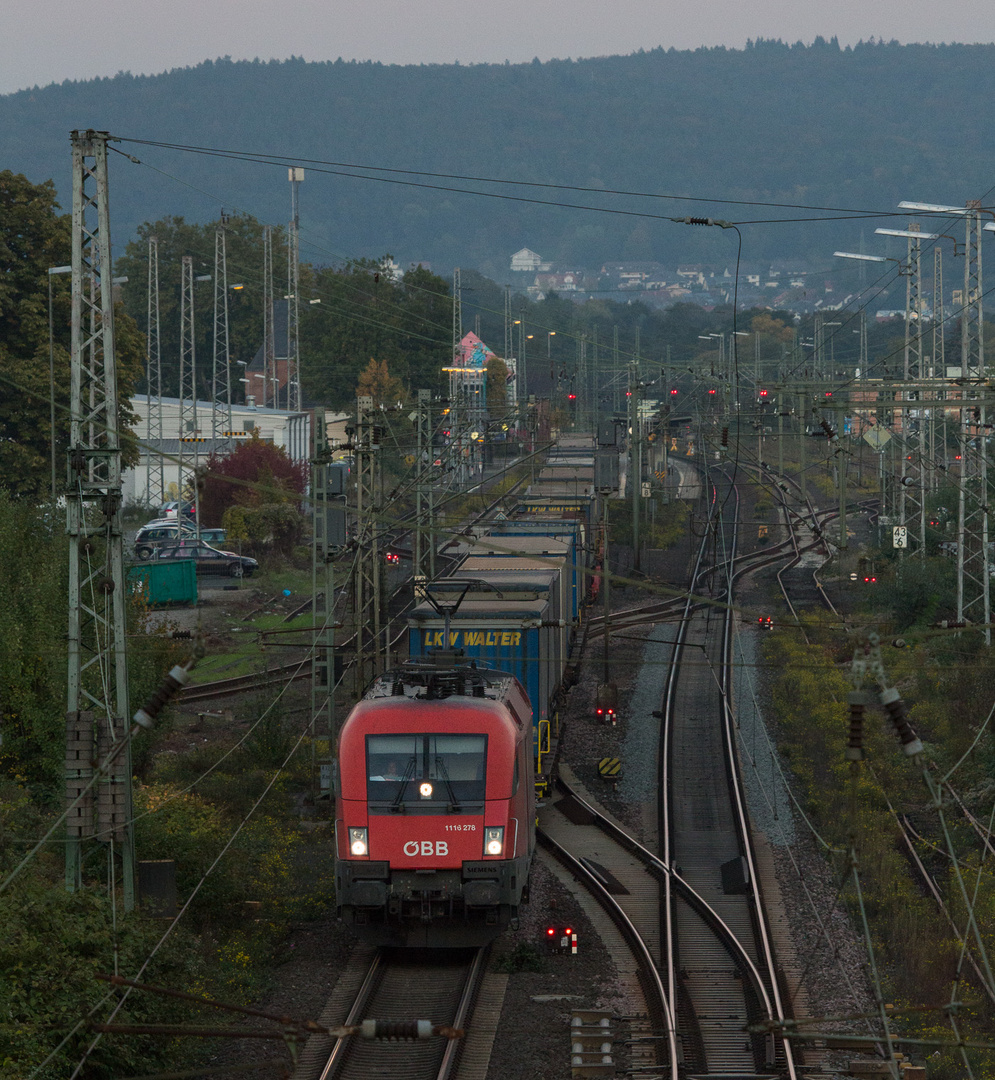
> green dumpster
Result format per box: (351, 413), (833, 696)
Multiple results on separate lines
(127, 560), (198, 607)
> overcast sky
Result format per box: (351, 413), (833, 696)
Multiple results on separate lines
(5, 0), (995, 97)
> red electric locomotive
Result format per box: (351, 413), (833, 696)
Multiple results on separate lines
(333, 658), (535, 947)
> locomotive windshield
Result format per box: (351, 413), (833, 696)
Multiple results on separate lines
(367, 734), (487, 804)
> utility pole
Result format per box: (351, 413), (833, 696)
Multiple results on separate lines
(262, 224), (275, 407)
(578, 333), (587, 430)
(595, 420), (620, 720)
(503, 285), (512, 399)
(64, 131), (134, 909)
(352, 395), (384, 692)
(211, 216), (232, 444)
(629, 360), (642, 571)
(145, 234), (165, 509)
(179, 255), (196, 508)
(613, 325), (620, 413)
(311, 408), (343, 802)
(797, 390), (807, 498)
(287, 168), (304, 412)
(413, 389), (436, 583)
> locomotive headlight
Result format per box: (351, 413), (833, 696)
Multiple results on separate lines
(348, 827), (369, 857)
(419, 782), (433, 799)
(484, 826), (505, 857)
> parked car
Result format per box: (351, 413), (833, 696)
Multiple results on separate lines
(197, 527), (228, 545)
(160, 501), (196, 521)
(134, 520), (197, 559)
(154, 540), (258, 578)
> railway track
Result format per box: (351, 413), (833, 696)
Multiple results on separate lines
(662, 475), (797, 1078)
(296, 947), (487, 1080)
(538, 783), (676, 1077)
(541, 465), (806, 1077)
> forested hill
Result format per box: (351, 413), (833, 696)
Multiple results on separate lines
(2, 39), (994, 275)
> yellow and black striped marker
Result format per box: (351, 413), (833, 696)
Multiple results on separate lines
(598, 758), (622, 781)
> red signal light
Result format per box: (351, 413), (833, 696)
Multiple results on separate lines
(568, 393), (576, 400)
(759, 389), (768, 397)
(825, 391), (833, 397)
(670, 388), (679, 396)
(547, 927), (556, 936)
(709, 389), (716, 395)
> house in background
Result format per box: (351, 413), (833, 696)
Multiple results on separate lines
(510, 248), (550, 273)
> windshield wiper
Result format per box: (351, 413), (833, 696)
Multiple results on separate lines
(390, 756), (418, 814)
(434, 756), (462, 813)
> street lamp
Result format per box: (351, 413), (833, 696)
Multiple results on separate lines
(547, 330), (555, 358)
(875, 228), (940, 241)
(834, 251), (889, 262)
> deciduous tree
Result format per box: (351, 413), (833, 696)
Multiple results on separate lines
(356, 357), (407, 408)
(0, 170), (144, 499)
(199, 435), (307, 554)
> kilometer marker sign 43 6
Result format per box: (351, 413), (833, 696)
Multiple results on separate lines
(893, 526), (908, 549)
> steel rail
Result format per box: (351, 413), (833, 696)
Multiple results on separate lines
(554, 774), (781, 1040)
(536, 828), (674, 1067)
(719, 479), (799, 1079)
(436, 947), (489, 1080)
(659, 465), (719, 1076)
(317, 948), (485, 1080)
(318, 952), (384, 1080)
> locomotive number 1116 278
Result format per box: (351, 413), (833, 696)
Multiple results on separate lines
(444, 823), (477, 831)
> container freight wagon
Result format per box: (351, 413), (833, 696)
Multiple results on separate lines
(447, 536), (573, 651)
(407, 597), (561, 780)
(484, 521), (588, 618)
(517, 492), (597, 529)
(456, 561), (569, 681)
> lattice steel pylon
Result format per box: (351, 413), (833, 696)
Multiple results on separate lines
(144, 233), (165, 509)
(287, 167), (304, 412)
(65, 131), (134, 909)
(178, 254), (197, 506)
(211, 217), (232, 444)
(956, 201), (989, 641)
(412, 389), (436, 583)
(899, 224), (927, 555)
(352, 395), (384, 693)
(449, 267), (465, 487)
(929, 245), (946, 490)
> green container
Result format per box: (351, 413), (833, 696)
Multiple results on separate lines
(127, 560), (198, 607)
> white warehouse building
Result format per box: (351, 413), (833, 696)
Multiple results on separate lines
(124, 395), (349, 507)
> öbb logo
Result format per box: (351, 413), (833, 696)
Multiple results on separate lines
(403, 840), (449, 856)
